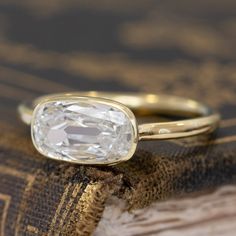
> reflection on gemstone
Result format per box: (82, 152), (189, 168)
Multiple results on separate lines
(31, 98), (137, 164)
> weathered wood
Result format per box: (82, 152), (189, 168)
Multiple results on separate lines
(0, 1), (236, 235)
(95, 185), (236, 236)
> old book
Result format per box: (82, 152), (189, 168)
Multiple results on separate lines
(0, 1), (236, 235)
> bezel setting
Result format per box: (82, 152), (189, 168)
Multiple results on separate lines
(31, 94), (138, 165)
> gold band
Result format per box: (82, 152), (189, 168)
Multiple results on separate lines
(18, 92), (220, 141)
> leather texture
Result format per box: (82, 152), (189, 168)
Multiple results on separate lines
(0, 1), (236, 235)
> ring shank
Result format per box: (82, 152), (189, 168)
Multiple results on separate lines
(18, 92), (220, 141)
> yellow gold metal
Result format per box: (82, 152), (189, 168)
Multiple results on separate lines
(30, 95), (138, 165)
(18, 92), (220, 165)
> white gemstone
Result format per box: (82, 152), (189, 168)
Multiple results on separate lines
(31, 98), (137, 164)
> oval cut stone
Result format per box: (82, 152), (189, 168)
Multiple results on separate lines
(31, 97), (137, 164)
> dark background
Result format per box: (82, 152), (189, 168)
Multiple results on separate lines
(0, 1), (236, 235)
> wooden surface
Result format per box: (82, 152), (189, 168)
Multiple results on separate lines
(95, 185), (236, 236)
(0, 1), (236, 235)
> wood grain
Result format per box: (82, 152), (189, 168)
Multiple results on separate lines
(0, 1), (236, 235)
(95, 185), (236, 236)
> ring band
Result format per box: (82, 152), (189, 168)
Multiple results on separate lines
(18, 92), (220, 165)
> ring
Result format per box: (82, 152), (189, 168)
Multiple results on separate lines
(18, 92), (220, 165)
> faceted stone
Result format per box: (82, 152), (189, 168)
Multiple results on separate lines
(31, 98), (137, 164)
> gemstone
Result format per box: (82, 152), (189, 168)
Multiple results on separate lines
(31, 97), (137, 164)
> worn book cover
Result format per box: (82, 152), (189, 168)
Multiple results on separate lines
(0, 1), (236, 235)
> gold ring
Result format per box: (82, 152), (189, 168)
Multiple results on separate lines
(18, 92), (220, 165)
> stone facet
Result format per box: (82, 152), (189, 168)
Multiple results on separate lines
(31, 98), (137, 164)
